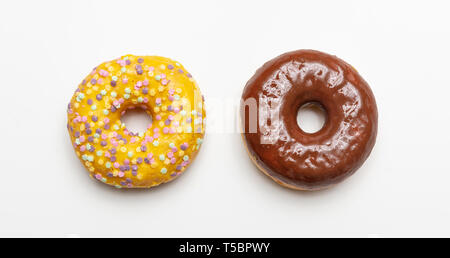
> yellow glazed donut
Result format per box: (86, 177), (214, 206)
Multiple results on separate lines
(67, 55), (205, 188)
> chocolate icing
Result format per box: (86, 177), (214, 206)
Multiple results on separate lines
(241, 50), (378, 190)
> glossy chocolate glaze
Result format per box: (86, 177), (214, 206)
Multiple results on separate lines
(241, 50), (377, 190)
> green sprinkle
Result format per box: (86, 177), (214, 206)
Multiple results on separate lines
(111, 91), (117, 98)
(91, 105), (97, 110)
(75, 139), (81, 145)
(105, 162), (112, 168)
(101, 90), (107, 95)
(180, 110), (186, 116)
(87, 155), (94, 162)
(160, 168), (167, 174)
(112, 76), (118, 81)
(124, 94), (130, 99)
(121, 67), (126, 73)
(155, 75), (161, 81)
(94, 133), (100, 138)
(113, 125), (119, 131)
(183, 155), (189, 161)
(128, 151), (133, 158)
(159, 154), (165, 161)
(197, 138), (203, 145)
(153, 141), (159, 147)
(125, 88), (131, 94)
(103, 109), (109, 115)
(137, 97), (143, 103)
(169, 143), (175, 148)
(174, 94), (180, 100)
(96, 150), (103, 156)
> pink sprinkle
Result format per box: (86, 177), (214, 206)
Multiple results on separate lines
(97, 78), (103, 85)
(173, 121), (179, 127)
(153, 128), (159, 133)
(119, 98), (124, 104)
(163, 127), (169, 134)
(145, 136), (152, 141)
(171, 158), (176, 164)
(174, 107), (180, 113)
(168, 95), (174, 101)
(143, 97), (148, 103)
(155, 115), (161, 121)
(124, 159), (130, 165)
(99, 69), (109, 77)
(167, 152), (174, 158)
(155, 98), (161, 105)
(168, 115), (174, 121)
(148, 66), (154, 71)
(161, 73), (166, 79)
(136, 81), (142, 87)
(103, 118), (110, 124)
(112, 132), (118, 137)
(122, 78), (128, 84)
(170, 128), (175, 134)
(79, 136), (85, 142)
(161, 79), (168, 85)
(82, 116), (88, 122)
(118, 172), (125, 177)
(147, 153), (153, 159)
(105, 151), (111, 158)
(130, 138), (136, 143)
(168, 89), (175, 95)
(153, 133), (159, 138)
(143, 79), (149, 86)
(114, 162), (120, 168)
(101, 133), (108, 140)
(80, 145), (86, 152)
(95, 174), (102, 180)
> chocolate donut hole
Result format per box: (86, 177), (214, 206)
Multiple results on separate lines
(296, 101), (327, 134)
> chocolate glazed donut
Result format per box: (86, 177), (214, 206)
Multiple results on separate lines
(240, 50), (377, 190)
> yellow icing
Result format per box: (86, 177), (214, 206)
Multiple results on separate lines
(67, 55), (205, 188)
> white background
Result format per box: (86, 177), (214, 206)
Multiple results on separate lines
(1, 0), (449, 237)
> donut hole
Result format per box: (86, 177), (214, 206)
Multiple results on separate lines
(120, 107), (153, 135)
(296, 102), (327, 134)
